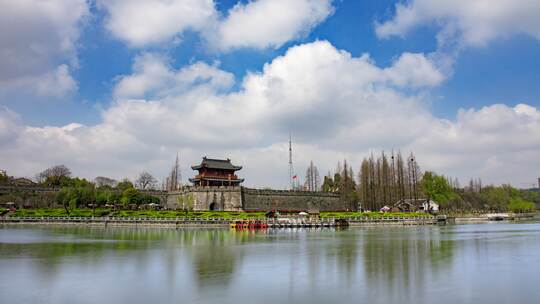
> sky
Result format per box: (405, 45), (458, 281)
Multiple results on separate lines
(1, 0), (540, 189)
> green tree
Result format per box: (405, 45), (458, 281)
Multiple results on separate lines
(508, 198), (535, 213)
(481, 186), (511, 211)
(78, 186), (95, 207)
(56, 187), (77, 215)
(107, 191), (121, 205)
(121, 188), (139, 207)
(421, 171), (457, 208)
(137, 193), (160, 205)
(519, 190), (540, 208)
(333, 173), (342, 192)
(95, 190), (110, 206)
(66, 177), (93, 188)
(321, 174), (335, 192)
(117, 179), (134, 191)
(339, 160), (358, 206)
(0, 173), (8, 184)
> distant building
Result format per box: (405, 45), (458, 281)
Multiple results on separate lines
(189, 157), (244, 187)
(393, 198), (439, 213)
(528, 178), (540, 192)
(0, 170), (6, 177)
(12, 178), (35, 186)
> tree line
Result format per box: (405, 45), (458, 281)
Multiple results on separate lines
(3, 165), (163, 212)
(2, 160), (538, 213)
(308, 151), (538, 213)
(357, 151), (421, 211)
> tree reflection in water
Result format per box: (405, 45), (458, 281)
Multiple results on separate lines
(361, 226), (455, 302)
(15, 224), (540, 304)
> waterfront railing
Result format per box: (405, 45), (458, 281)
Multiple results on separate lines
(1, 215), (436, 226)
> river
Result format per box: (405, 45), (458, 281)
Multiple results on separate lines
(1, 222), (539, 304)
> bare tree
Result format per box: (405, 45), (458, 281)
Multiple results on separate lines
(407, 152), (421, 201)
(95, 176), (117, 188)
(358, 150), (423, 210)
(36, 165), (72, 186)
(304, 161), (321, 191)
(358, 159), (370, 210)
(381, 152), (390, 205)
(453, 177), (461, 190)
(135, 172), (158, 190)
(390, 150), (396, 205)
(369, 154), (376, 208)
(38, 165), (71, 179)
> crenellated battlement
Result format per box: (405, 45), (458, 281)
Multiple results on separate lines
(241, 187), (339, 197)
(166, 186), (353, 212)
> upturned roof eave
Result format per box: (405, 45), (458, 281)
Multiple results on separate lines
(191, 164), (242, 171)
(189, 177), (245, 182)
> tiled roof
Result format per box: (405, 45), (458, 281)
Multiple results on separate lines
(192, 157), (242, 171)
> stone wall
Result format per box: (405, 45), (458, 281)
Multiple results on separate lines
(166, 187), (355, 212)
(166, 186), (243, 211)
(3, 184), (352, 212)
(241, 188), (354, 212)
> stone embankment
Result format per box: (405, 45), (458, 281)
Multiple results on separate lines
(449, 212), (536, 224)
(0, 216), (438, 227)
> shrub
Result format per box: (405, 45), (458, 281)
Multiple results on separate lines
(508, 198), (535, 213)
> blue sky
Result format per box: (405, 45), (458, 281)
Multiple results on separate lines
(7, 0), (540, 125)
(1, 0), (540, 188)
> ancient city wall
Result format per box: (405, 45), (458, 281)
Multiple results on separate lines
(241, 188), (354, 212)
(166, 187), (353, 212)
(166, 186), (243, 211)
(3, 185), (353, 212)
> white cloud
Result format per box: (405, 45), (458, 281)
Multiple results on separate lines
(98, 0), (334, 51)
(1, 41), (538, 187)
(376, 0), (540, 47)
(0, 0), (88, 99)
(1, 64), (77, 98)
(211, 0), (334, 51)
(413, 103), (540, 185)
(0, 106), (21, 144)
(113, 53), (234, 100)
(98, 0), (217, 47)
(384, 53), (445, 87)
(34, 65), (77, 97)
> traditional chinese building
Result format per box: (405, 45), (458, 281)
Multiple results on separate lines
(189, 157), (244, 186)
(168, 156), (351, 212)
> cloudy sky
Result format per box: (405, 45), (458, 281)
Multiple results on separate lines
(1, 0), (540, 189)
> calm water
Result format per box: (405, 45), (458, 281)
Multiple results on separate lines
(1, 222), (539, 304)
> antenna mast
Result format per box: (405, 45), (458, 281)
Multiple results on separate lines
(289, 134), (294, 190)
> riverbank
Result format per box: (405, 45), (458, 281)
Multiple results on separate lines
(6, 208), (433, 219)
(450, 212), (537, 223)
(2, 210), (536, 228)
(0, 214), (438, 227)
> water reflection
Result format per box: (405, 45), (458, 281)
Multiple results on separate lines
(0, 223), (539, 304)
(191, 230), (241, 289)
(360, 227), (455, 303)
